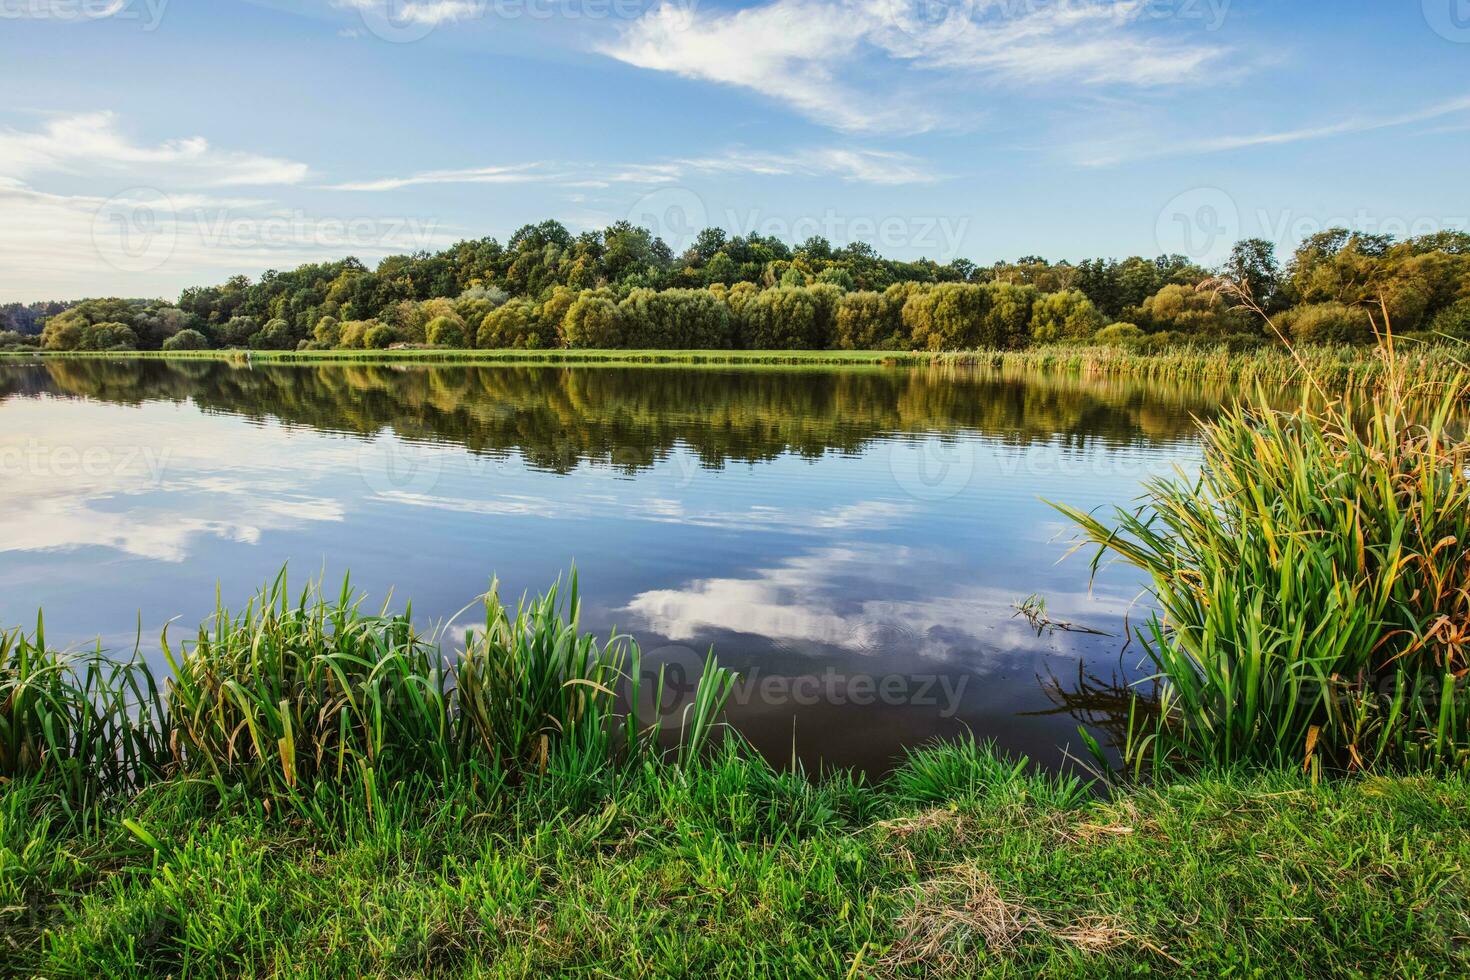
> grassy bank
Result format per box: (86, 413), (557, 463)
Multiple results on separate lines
(5, 745), (1469, 976)
(4, 565), (1470, 975)
(4, 342), (1467, 390)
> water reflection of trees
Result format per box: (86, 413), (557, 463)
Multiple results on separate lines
(7, 360), (1244, 473)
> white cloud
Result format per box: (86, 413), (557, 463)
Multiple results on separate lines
(0, 177), (455, 301)
(600, 0), (1228, 133)
(1077, 93), (1470, 166)
(330, 146), (940, 192)
(0, 111), (309, 186)
(331, 0), (478, 27)
(324, 163), (564, 191)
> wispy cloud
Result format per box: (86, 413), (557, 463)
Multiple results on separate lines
(0, 111), (309, 186)
(600, 0), (1229, 133)
(331, 0), (479, 27)
(1077, 94), (1470, 166)
(329, 146), (941, 191)
(324, 163), (562, 191)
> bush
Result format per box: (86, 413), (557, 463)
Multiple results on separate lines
(903, 284), (991, 350)
(1094, 322), (1144, 345)
(425, 315), (467, 348)
(1430, 299), (1470, 339)
(162, 328), (209, 351)
(313, 316), (341, 347)
(834, 291), (901, 350)
(477, 299), (549, 349)
(619, 289), (732, 348)
(337, 320), (375, 349)
(1029, 289), (1105, 342)
(1279, 302), (1374, 345)
(563, 293), (623, 348)
(1140, 284), (1252, 338)
(363, 323), (397, 349)
(250, 318), (299, 350)
(739, 286), (838, 349)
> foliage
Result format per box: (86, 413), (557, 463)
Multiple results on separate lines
(3, 571), (737, 810)
(1094, 322), (1144, 345)
(1056, 358), (1470, 775)
(1279, 301), (1375, 345)
(160, 328), (207, 351)
(1029, 289), (1105, 342)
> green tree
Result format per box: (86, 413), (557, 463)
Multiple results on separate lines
(1029, 289), (1105, 342)
(563, 293), (622, 348)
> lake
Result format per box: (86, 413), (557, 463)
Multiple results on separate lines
(0, 358), (1231, 773)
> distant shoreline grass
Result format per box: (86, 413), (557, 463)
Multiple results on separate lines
(5, 341), (1468, 390)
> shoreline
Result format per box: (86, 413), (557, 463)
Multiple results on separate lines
(4, 342), (1467, 389)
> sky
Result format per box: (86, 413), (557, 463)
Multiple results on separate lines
(2, 0), (1468, 302)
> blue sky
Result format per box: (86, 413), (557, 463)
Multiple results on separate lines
(2, 0), (1468, 301)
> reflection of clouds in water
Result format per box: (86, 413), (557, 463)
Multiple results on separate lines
(624, 546), (1138, 664)
(376, 485), (916, 535)
(0, 401), (349, 562)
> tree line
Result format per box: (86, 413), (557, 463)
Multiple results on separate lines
(6, 221), (1469, 354)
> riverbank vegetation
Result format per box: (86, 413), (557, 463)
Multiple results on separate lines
(5, 221), (1468, 356)
(1057, 344), (1470, 777)
(3, 571), (1469, 974)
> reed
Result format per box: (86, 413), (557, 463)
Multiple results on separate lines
(0, 620), (166, 809)
(2, 570), (737, 809)
(1055, 346), (1470, 775)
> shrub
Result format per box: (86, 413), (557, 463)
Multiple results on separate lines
(313, 316), (341, 347)
(162, 328), (208, 351)
(1279, 301), (1374, 345)
(563, 293), (623, 348)
(618, 289), (732, 348)
(477, 299), (548, 349)
(363, 323), (397, 349)
(1430, 299), (1470, 339)
(1140, 284), (1251, 338)
(834, 291), (902, 350)
(250, 318), (299, 350)
(337, 320), (374, 349)
(1094, 322), (1144, 345)
(425, 315), (467, 348)
(1029, 289), (1105, 342)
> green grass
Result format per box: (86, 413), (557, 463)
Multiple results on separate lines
(5, 341), (1467, 390)
(4, 742), (1468, 977)
(1055, 352), (1470, 776)
(3, 569), (735, 814)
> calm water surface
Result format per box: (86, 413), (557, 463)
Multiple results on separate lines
(0, 359), (1235, 772)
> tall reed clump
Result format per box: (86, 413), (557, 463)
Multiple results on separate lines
(0, 621), (166, 809)
(454, 574), (737, 774)
(1055, 348), (1470, 776)
(6, 570), (737, 809)
(162, 572), (454, 803)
